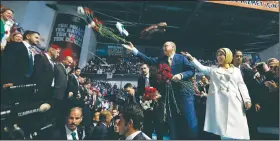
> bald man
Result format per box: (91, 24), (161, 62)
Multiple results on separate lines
(125, 41), (197, 140)
(43, 107), (85, 140)
(52, 56), (73, 125)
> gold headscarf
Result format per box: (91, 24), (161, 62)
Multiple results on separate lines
(217, 48), (233, 68)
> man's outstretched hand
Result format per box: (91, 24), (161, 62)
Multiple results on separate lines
(122, 42), (134, 51)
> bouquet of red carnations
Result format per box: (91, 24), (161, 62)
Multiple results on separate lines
(77, 6), (128, 44)
(157, 64), (173, 83)
(143, 87), (160, 101)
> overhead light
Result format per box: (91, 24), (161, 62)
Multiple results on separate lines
(256, 34), (277, 38)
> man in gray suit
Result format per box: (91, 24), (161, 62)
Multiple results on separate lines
(52, 56), (73, 125)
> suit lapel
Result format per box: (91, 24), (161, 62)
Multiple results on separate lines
(59, 63), (67, 75)
(77, 127), (84, 140)
(171, 54), (178, 68)
(42, 53), (53, 71)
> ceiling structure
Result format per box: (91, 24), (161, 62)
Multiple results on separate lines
(57, 1), (279, 59)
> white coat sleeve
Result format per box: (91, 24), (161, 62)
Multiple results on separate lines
(191, 58), (211, 76)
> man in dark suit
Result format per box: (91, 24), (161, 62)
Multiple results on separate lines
(124, 41), (197, 139)
(52, 56), (73, 125)
(32, 44), (60, 101)
(1, 30), (40, 90)
(1, 31), (40, 102)
(89, 110), (112, 140)
(53, 56), (73, 100)
(42, 107), (85, 140)
(137, 63), (163, 139)
(67, 67), (81, 106)
(118, 104), (150, 140)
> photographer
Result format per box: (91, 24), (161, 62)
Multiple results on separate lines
(254, 61), (279, 128)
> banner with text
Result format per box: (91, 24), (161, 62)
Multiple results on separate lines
(49, 13), (86, 65)
(207, 1), (279, 12)
(96, 43), (130, 63)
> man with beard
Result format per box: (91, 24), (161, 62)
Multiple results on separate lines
(52, 56), (73, 125)
(1, 30), (40, 87)
(124, 41), (197, 139)
(67, 67), (82, 107)
(32, 44), (61, 101)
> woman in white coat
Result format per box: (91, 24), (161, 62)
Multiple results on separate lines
(181, 48), (252, 140)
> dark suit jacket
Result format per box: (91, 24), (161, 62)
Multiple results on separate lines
(133, 132), (147, 140)
(79, 85), (88, 100)
(1, 42), (32, 85)
(136, 52), (195, 99)
(53, 63), (68, 100)
(67, 74), (79, 97)
(90, 122), (109, 140)
(32, 53), (54, 100)
(137, 75), (158, 103)
(44, 125), (84, 140)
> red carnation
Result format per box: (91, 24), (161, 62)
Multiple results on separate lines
(143, 87), (157, 100)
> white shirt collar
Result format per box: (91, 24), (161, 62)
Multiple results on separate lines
(144, 73), (150, 78)
(73, 74), (78, 79)
(126, 130), (141, 140)
(45, 53), (51, 60)
(168, 53), (175, 60)
(22, 40), (31, 48)
(60, 63), (66, 68)
(65, 125), (79, 140)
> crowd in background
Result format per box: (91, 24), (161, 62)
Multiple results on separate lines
(81, 56), (219, 75)
(82, 56), (142, 75)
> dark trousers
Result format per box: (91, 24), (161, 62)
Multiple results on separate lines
(50, 99), (67, 126)
(167, 95), (198, 140)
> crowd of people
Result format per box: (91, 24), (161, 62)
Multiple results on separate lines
(1, 5), (279, 140)
(81, 56), (218, 75)
(82, 56), (142, 75)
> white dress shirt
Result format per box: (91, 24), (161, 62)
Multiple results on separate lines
(45, 53), (55, 87)
(126, 131), (141, 140)
(65, 125), (79, 140)
(126, 131), (151, 140)
(73, 74), (79, 86)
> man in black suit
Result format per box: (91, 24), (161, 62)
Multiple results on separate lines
(1, 30), (41, 86)
(53, 56), (73, 101)
(52, 56), (73, 125)
(118, 104), (151, 140)
(89, 110), (113, 140)
(32, 44), (60, 101)
(137, 63), (162, 139)
(1, 31), (41, 103)
(42, 107), (85, 140)
(67, 67), (81, 106)
(79, 80), (89, 101)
